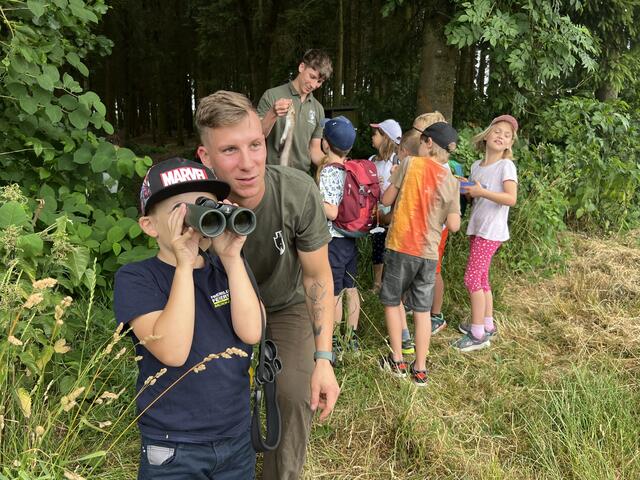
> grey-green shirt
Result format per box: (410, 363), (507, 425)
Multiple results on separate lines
(257, 82), (325, 173)
(243, 165), (331, 312)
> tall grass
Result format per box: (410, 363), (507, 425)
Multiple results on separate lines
(518, 368), (640, 480)
(305, 232), (640, 479)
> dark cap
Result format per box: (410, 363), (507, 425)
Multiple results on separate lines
(322, 116), (356, 151)
(139, 157), (230, 215)
(420, 122), (458, 153)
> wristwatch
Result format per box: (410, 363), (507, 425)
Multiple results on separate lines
(313, 351), (335, 364)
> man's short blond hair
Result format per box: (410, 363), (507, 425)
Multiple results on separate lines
(413, 111), (446, 131)
(195, 90), (256, 140)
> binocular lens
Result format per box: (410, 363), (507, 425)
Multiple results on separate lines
(184, 203), (226, 238)
(182, 198), (257, 237)
(229, 209), (257, 236)
(199, 209), (226, 237)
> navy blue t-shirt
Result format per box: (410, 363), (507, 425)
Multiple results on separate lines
(113, 255), (252, 443)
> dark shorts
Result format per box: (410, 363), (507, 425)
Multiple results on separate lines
(328, 237), (358, 295)
(138, 429), (255, 479)
(379, 249), (437, 313)
(371, 230), (387, 265)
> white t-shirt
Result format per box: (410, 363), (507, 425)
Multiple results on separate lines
(466, 159), (518, 242)
(370, 153), (396, 191)
(318, 164), (346, 238)
(371, 153), (397, 216)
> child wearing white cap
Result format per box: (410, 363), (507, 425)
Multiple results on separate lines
(369, 119), (402, 292)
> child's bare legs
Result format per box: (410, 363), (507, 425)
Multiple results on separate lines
(384, 305), (404, 361)
(400, 300), (408, 331)
(373, 264), (383, 291)
(346, 287), (360, 330)
(413, 311), (431, 371)
(431, 272), (444, 315)
(334, 294), (343, 326)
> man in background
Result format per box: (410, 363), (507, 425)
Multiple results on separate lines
(257, 49), (332, 172)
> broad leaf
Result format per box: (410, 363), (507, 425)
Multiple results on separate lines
(0, 201), (29, 227)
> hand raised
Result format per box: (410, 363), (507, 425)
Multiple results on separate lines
(168, 203), (202, 268)
(209, 201), (248, 261)
(273, 98), (293, 117)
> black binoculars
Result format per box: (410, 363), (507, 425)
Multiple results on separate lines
(182, 196), (257, 237)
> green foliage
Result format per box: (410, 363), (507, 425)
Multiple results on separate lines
(0, 2), (156, 291)
(0, 189), (137, 478)
(446, 0), (598, 113)
(535, 97), (640, 230)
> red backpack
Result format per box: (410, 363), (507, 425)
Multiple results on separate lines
(329, 159), (381, 238)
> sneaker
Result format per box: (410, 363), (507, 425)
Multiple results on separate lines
(431, 313), (447, 335)
(451, 332), (491, 352)
(409, 362), (428, 387)
(401, 338), (415, 355)
(379, 354), (409, 378)
(458, 322), (497, 338)
(348, 334), (360, 353)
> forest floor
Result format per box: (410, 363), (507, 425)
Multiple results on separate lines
(301, 231), (640, 479)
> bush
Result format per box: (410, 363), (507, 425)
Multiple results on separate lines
(535, 97), (640, 231)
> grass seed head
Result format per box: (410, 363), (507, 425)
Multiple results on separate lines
(63, 471), (86, 480)
(23, 292), (44, 309)
(54, 338), (71, 353)
(8, 335), (23, 346)
(32, 278), (58, 290)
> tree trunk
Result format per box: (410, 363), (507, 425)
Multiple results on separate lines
(333, 0), (344, 106)
(595, 79), (619, 101)
(415, 0), (458, 121)
(344, 0), (357, 101)
(476, 46), (487, 96)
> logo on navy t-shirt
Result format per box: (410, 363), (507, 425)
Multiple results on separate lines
(210, 289), (230, 308)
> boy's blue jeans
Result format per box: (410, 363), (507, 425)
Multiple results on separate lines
(138, 430), (255, 479)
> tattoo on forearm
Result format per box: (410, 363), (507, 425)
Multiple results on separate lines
(306, 280), (327, 337)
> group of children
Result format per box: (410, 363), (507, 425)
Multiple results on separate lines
(113, 104), (518, 478)
(317, 112), (519, 386)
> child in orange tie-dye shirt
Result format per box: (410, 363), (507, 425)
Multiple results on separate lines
(378, 122), (461, 386)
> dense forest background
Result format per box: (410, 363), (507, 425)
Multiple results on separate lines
(85, 0), (640, 149)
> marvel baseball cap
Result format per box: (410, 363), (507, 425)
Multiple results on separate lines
(322, 116), (356, 151)
(139, 157), (230, 215)
(370, 119), (402, 145)
(420, 122), (458, 153)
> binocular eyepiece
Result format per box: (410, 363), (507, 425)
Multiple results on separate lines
(182, 196), (257, 237)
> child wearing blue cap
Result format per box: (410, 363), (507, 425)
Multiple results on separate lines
(317, 116), (361, 354)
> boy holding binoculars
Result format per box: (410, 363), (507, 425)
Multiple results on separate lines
(114, 157), (263, 479)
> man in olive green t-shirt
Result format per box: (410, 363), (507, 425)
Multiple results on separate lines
(196, 90), (340, 480)
(257, 49), (332, 173)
